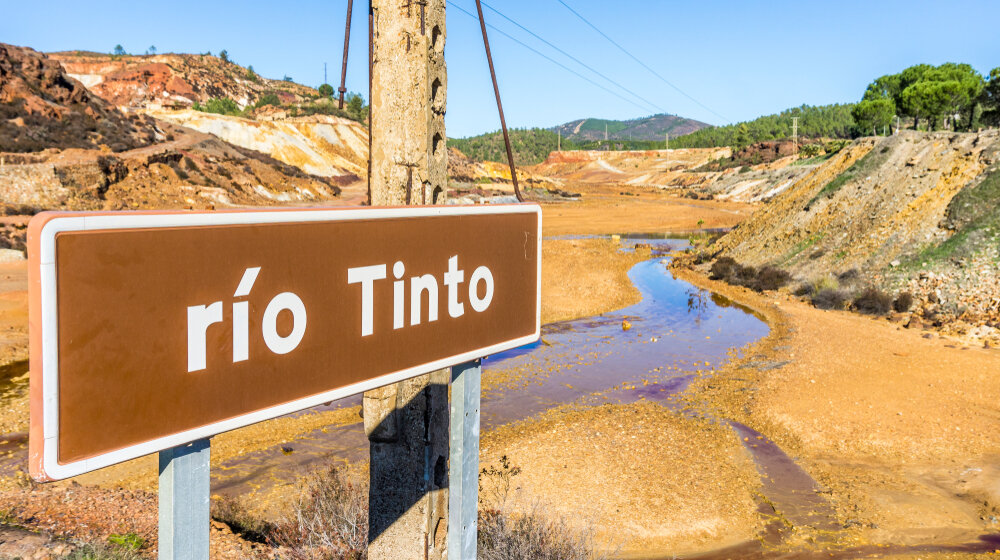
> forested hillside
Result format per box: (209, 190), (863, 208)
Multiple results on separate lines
(452, 63), (1000, 163)
(668, 104), (856, 150)
(450, 128), (577, 166)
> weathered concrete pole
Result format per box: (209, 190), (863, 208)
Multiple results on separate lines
(364, 1), (449, 559)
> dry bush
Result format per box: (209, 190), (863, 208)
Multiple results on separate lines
(793, 282), (815, 297)
(812, 288), (849, 310)
(853, 287), (893, 315)
(893, 292), (914, 313)
(270, 465), (368, 560)
(709, 257), (739, 281)
(212, 495), (273, 543)
(837, 269), (861, 283)
(65, 538), (144, 560)
(478, 507), (609, 560)
(709, 257), (790, 293)
(753, 266), (792, 291)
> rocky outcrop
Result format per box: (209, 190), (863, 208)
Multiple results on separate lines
(50, 51), (318, 109)
(0, 43), (159, 152)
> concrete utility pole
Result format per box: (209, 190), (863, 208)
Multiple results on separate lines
(557, 129), (561, 151)
(365, 1), (449, 559)
(665, 132), (669, 150)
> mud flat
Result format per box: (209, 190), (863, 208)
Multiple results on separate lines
(541, 183), (753, 236)
(674, 265), (1000, 557)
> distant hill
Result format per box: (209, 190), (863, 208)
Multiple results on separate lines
(551, 114), (709, 143)
(451, 113), (710, 166)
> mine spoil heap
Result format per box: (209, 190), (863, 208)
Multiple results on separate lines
(0, 43), (159, 153)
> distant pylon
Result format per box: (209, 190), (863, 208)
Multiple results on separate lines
(792, 116), (799, 153)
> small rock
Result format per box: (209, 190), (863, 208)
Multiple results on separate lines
(0, 249), (25, 263)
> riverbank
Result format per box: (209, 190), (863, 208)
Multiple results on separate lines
(673, 265), (1000, 556)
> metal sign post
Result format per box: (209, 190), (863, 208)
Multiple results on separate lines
(158, 439), (211, 560)
(448, 360), (481, 560)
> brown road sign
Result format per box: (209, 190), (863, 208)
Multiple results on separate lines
(28, 205), (541, 480)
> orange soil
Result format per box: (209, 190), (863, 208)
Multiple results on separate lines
(675, 266), (1000, 551)
(541, 184), (753, 236)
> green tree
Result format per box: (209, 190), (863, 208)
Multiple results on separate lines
(283, 75), (294, 82)
(346, 93), (365, 120)
(982, 68), (1000, 127)
(852, 98), (896, 136)
(923, 63), (984, 129)
(902, 79), (966, 130)
(113, 44), (126, 56)
(219, 49), (230, 63)
(863, 64), (931, 129)
(195, 97), (242, 116)
(732, 123), (751, 151)
(254, 93), (281, 109)
(147, 45), (156, 55)
(318, 83), (335, 97)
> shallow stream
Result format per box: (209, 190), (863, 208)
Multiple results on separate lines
(212, 237), (770, 493)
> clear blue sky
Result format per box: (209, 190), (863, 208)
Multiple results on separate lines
(4, 0), (998, 138)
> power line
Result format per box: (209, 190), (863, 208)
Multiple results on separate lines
(479, 0), (667, 114)
(555, 0), (729, 122)
(447, 1), (658, 115)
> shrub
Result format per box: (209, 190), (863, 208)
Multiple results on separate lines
(709, 258), (790, 293)
(893, 292), (914, 313)
(853, 287), (893, 315)
(793, 283), (814, 297)
(478, 508), (608, 560)
(812, 276), (840, 294)
(824, 139), (850, 154)
(837, 269), (861, 283)
(65, 538), (144, 560)
(194, 97), (242, 116)
(709, 257), (738, 281)
(812, 288), (849, 310)
(270, 465), (368, 560)
(753, 266), (792, 291)
(799, 143), (822, 158)
(212, 495), (273, 543)
(255, 93), (281, 109)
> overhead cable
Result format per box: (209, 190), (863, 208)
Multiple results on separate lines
(555, 0), (729, 122)
(480, 0), (667, 114)
(447, 1), (658, 114)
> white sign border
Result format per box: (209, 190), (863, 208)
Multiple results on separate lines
(35, 204), (542, 480)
